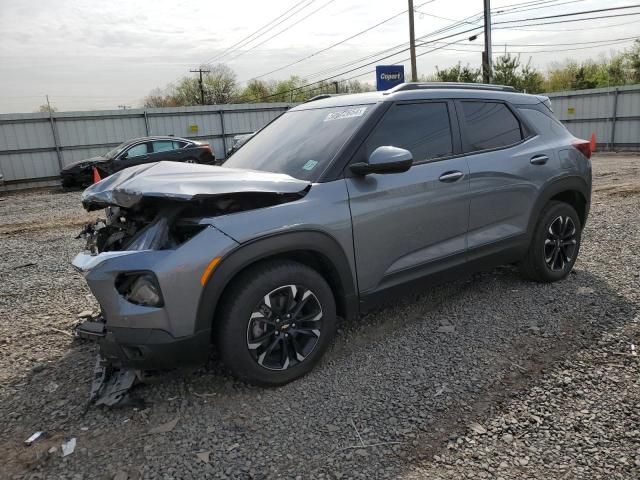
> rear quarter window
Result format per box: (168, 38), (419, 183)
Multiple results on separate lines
(460, 101), (523, 152)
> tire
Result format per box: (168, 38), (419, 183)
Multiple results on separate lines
(518, 201), (582, 282)
(215, 260), (337, 386)
(184, 158), (197, 164)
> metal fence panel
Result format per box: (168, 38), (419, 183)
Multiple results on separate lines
(547, 84), (640, 150)
(0, 103), (291, 190)
(2, 86), (639, 190)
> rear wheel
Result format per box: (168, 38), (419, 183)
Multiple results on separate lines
(519, 201), (582, 282)
(216, 260), (336, 386)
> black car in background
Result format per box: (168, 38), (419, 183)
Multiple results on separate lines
(60, 136), (215, 188)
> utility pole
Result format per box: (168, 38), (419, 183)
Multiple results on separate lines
(483, 0), (492, 83)
(408, 0), (418, 82)
(332, 81), (339, 94)
(190, 67), (210, 105)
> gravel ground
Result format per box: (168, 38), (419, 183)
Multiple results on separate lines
(0, 154), (638, 480)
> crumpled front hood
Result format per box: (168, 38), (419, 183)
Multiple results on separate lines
(81, 161), (310, 210)
(62, 156), (108, 172)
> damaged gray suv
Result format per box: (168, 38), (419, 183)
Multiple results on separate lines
(73, 83), (592, 387)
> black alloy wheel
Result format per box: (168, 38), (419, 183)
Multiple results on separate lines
(518, 200), (582, 282)
(246, 285), (323, 371)
(216, 260), (336, 386)
(544, 215), (578, 272)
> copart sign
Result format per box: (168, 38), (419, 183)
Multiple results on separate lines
(376, 65), (405, 91)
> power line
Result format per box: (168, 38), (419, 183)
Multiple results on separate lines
(200, 0), (316, 66)
(255, 26), (483, 100)
(242, 0), (434, 83)
(495, 11), (640, 28)
(418, 34), (640, 48)
(492, 0), (585, 15)
(266, 0), (570, 84)
(488, 17), (639, 32)
(419, 36), (639, 53)
(223, 0), (336, 64)
(273, 11), (487, 83)
(493, 3), (640, 25)
(235, 1), (640, 102)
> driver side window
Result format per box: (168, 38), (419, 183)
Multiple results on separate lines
(123, 143), (149, 159)
(364, 102), (453, 164)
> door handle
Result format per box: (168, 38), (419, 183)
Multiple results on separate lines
(530, 154), (549, 165)
(439, 171), (464, 182)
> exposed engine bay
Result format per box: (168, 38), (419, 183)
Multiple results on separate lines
(77, 191), (307, 254)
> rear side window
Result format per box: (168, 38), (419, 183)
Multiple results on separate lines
(364, 102), (453, 163)
(152, 140), (176, 153)
(460, 101), (523, 152)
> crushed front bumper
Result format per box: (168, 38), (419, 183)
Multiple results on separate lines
(75, 315), (211, 370)
(71, 224), (238, 370)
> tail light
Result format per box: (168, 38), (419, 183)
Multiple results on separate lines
(571, 139), (592, 159)
(203, 143), (213, 154)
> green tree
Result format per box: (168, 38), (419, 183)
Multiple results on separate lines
(434, 63), (481, 83)
(493, 54), (520, 88)
(202, 63), (238, 104)
(37, 104), (57, 113)
(240, 79), (273, 102)
(519, 59), (544, 93)
(626, 39), (640, 83)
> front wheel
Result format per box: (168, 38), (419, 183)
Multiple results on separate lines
(215, 260), (336, 386)
(519, 201), (582, 282)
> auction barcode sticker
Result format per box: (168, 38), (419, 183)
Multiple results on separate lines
(324, 106), (367, 122)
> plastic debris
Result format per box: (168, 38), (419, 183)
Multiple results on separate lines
(25, 431), (43, 446)
(196, 451), (210, 463)
(61, 437), (77, 457)
(437, 325), (456, 333)
(44, 381), (59, 393)
(90, 355), (139, 407)
(470, 422), (487, 435)
(149, 417), (179, 434)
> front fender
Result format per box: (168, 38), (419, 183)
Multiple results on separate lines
(195, 229), (359, 333)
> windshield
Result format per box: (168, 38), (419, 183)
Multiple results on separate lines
(104, 142), (129, 159)
(222, 104), (373, 180)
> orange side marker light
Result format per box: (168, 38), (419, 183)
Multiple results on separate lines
(200, 257), (221, 286)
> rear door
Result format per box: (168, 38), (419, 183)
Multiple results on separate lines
(148, 140), (185, 162)
(456, 100), (554, 253)
(346, 100), (471, 294)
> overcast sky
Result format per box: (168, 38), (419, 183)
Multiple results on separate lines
(0, 0), (637, 113)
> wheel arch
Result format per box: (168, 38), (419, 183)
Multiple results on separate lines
(194, 230), (359, 336)
(528, 176), (591, 236)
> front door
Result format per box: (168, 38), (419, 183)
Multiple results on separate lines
(345, 100), (470, 294)
(113, 142), (151, 172)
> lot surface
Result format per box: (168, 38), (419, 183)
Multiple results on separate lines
(0, 154), (639, 480)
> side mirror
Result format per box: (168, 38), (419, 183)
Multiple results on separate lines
(350, 146), (413, 176)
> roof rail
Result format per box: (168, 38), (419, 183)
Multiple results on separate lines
(304, 94), (335, 103)
(386, 82), (517, 93)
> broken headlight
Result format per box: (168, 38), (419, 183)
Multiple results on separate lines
(116, 272), (163, 307)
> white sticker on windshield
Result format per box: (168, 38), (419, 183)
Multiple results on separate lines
(324, 106), (367, 122)
(302, 160), (318, 171)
